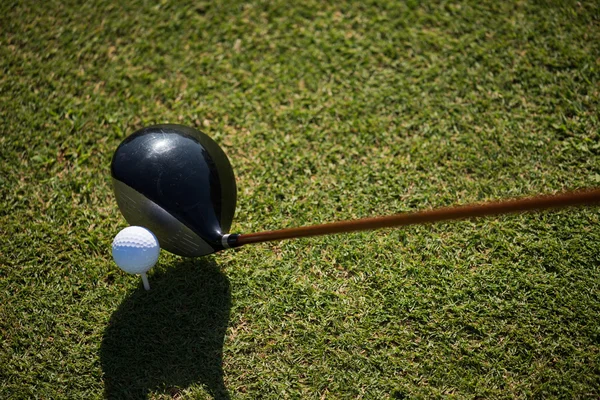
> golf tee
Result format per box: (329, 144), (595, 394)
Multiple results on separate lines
(141, 273), (150, 291)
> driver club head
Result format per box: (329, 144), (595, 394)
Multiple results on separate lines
(111, 124), (237, 257)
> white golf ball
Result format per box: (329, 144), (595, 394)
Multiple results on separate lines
(112, 226), (160, 274)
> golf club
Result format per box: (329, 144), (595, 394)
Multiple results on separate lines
(111, 124), (600, 257)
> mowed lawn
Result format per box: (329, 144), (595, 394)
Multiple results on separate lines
(1, 0), (599, 398)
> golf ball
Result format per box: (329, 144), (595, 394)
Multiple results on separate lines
(112, 226), (160, 274)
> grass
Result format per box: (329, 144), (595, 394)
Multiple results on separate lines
(1, 0), (599, 398)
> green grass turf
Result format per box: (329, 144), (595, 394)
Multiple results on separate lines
(1, 0), (599, 398)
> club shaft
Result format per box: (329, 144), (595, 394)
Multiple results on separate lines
(234, 189), (600, 246)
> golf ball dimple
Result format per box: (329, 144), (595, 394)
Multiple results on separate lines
(112, 226), (160, 274)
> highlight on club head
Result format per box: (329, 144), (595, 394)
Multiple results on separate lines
(111, 124), (237, 257)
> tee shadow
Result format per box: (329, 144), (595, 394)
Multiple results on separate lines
(100, 257), (231, 399)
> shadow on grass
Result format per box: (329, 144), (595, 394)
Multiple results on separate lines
(100, 257), (231, 399)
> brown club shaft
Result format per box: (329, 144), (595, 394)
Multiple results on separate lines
(235, 189), (600, 246)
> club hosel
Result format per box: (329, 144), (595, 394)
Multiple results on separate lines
(220, 233), (242, 250)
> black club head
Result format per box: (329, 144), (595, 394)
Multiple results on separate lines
(111, 124), (237, 257)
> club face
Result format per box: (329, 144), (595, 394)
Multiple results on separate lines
(111, 124), (236, 257)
